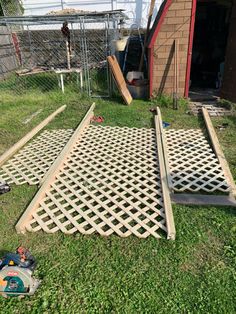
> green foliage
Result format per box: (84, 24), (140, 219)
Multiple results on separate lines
(151, 93), (173, 107)
(151, 92), (188, 108)
(0, 88), (235, 313)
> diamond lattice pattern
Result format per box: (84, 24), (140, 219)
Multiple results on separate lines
(0, 129), (73, 185)
(165, 129), (230, 193)
(25, 125), (167, 238)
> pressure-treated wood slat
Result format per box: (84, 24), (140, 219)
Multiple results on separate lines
(16, 103), (95, 233)
(202, 107), (236, 197)
(16, 124), (170, 239)
(155, 110), (176, 240)
(0, 105), (66, 167)
(156, 107), (173, 191)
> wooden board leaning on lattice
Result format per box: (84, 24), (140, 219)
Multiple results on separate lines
(15, 105), (176, 240)
(155, 107), (236, 207)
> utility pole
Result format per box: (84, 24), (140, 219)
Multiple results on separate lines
(61, 0), (64, 10)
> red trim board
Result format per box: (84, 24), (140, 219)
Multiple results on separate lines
(148, 0), (173, 97)
(148, 0), (173, 49)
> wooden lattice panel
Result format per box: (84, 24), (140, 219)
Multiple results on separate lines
(165, 129), (230, 193)
(0, 129), (73, 185)
(24, 125), (168, 238)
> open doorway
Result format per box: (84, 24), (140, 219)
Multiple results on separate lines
(189, 0), (233, 99)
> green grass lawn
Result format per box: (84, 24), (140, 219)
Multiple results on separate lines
(0, 89), (235, 313)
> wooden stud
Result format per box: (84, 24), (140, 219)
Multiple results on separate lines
(156, 107), (173, 191)
(0, 105), (66, 168)
(15, 103), (95, 233)
(155, 112), (176, 240)
(202, 108), (236, 197)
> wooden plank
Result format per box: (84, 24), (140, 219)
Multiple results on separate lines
(0, 105), (66, 168)
(15, 68), (52, 76)
(155, 114), (176, 240)
(156, 107), (173, 191)
(202, 108), (236, 197)
(107, 55), (132, 105)
(171, 193), (236, 207)
(15, 103), (95, 233)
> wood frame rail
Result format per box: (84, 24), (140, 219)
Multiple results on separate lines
(15, 103), (95, 233)
(156, 107), (173, 191)
(155, 107), (176, 240)
(202, 108), (236, 198)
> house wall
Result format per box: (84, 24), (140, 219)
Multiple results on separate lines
(152, 0), (192, 96)
(221, 0), (236, 102)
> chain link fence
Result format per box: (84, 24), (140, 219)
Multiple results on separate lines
(0, 11), (124, 97)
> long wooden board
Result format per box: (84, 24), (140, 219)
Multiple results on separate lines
(156, 107), (173, 191)
(155, 109), (176, 240)
(202, 108), (236, 197)
(107, 55), (132, 105)
(0, 105), (66, 167)
(16, 103), (95, 233)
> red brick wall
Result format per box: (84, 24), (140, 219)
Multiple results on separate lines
(221, 0), (236, 102)
(152, 0), (192, 96)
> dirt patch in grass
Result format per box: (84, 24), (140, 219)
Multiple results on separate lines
(180, 231), (226, 273)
